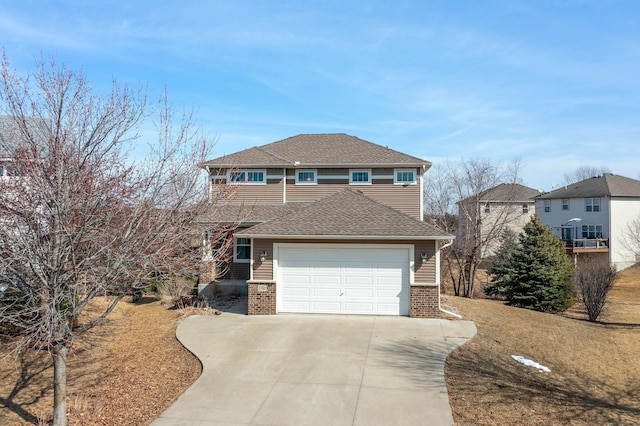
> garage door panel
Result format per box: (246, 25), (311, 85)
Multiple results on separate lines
(313, 287), (342, 297)
(283, 286), (312, 296)
(376, 289), (401, 298)
(344, 288), (374, 298)
(312, 301), (342, 312)
(278, 246), (410, 316)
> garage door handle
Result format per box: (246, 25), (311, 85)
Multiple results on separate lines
(340, 292), (344, 296)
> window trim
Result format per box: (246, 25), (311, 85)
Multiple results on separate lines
(295, 169), (317, 185)
(228, 169), (266, 185)
(233, 237), (251, 263)
(394, 168), (416, 185)
(585, 197), (600, 212)
(349, 169), (372, 185)
(562, 199), (569, 211)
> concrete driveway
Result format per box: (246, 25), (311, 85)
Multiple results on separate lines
(152, 310), (476, 426)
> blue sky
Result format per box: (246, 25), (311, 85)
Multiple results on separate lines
(1, 0), (639, 190)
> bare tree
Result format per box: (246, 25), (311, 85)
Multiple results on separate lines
(574, 256), (617, 322)
(0, 53), (234, 425)
(563, 165), (611, 185)
(424, 158), (523, 297)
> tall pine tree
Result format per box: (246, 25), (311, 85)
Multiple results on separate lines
(501, 215), (574, 312)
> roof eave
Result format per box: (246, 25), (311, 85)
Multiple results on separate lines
(200, 162), (430, 169)
(234, 233), (455, 240)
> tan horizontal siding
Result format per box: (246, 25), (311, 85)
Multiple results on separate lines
(414, 240), (436, 283)
(252, 239), (274, 281)
(211, 167), (284, 204)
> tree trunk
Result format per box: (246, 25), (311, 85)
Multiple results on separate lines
(52, 341), (68, 426)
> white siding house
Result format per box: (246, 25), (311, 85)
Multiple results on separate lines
(536, 174), (640, 270)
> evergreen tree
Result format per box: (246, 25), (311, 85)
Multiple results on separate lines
(500, 215), (574, 312)
(485, 228), (520, 297)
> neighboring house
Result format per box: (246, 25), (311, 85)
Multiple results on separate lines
(457, 183), (541, 257)
(535, 173), (640, 270)
(199, 133), (452, 317)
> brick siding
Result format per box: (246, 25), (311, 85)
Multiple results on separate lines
(410, 285), (439, 318)
(247, 281), (276, 315)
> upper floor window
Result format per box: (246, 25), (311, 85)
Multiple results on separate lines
(522, 204), (529, 214)
(484, 204), (491, 214)
(544, 199), (551, 213)
(229, 170), (266, 184)
(562, 199), (569, 210)
(586, 198), (600, 212)
(394, 169), (416, 185)
(295, 170), (317, 184)
(349, 169), (371, 185)
(234, 237), (251, 263)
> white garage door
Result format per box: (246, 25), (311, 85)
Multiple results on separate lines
(276, 244), (411, 315)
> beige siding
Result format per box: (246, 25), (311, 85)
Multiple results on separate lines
(210, 168), (284, 204)
(252, 238), (275, 281)
(285, 167), (422, 219)
(252, 238), (437, 283)
(414, 240), (436, 283)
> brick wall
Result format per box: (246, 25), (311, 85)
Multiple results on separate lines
(247, 281), (276, 315)
(410, 285), (439, 318)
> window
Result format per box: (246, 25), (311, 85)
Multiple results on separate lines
(562, 199), (569, 210)
(349, 169), (371, 184)
(523, 204), (529, 214)
(586, 198), (600, 212)
(234, 237), (251, 262)
(484, 204), (491, 214)
(394, 169), (416, 184)
(295, 170), (317, 184)
(544, 199), (551, 213)
(581, 225), (603, 239)
(228, 170), (266, 184)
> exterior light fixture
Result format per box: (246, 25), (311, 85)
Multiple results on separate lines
(420, 252), (428, 264)
(260, 251), (268, 262)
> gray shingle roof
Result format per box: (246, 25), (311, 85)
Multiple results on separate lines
(201, 134), (430, 169)
(478, 183), (541, 202)
(196, 202), (312, 225)
(236, 188), (452, 239)
(537, 173), (640, 199)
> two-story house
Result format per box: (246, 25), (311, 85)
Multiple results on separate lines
(457, 183), (541, 257)
(199, 134), (452, 318)
(535, 173), (640, 270)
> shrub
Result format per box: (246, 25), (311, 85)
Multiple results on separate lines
(574, 256), (617, 322)
(156, 275), (197, 309)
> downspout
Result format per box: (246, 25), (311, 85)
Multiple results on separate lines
(437, 239), (462, 319)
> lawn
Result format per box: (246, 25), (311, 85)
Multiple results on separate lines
(445, 264), (640, 425)
(1, 267), (638, 425)
(0, 298), (201, 425)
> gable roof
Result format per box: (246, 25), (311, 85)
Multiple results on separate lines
(479, 183), (541, 202)
(537, 173), (640, 199)
(201, 133), (430, 170)
(459, 183), (541, 204)
(236, 188), (452, 240)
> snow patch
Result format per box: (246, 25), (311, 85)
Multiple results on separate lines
(511, 355), (550, 372)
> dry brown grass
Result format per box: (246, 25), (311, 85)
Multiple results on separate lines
(0, 298), (201, 425)
(445, 264), (640, 425)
